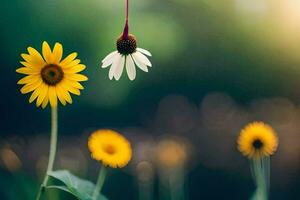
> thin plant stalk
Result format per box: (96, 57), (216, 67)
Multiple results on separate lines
(250, 157), (270, 200)
(92, 166), (107, 200)
(169, 167), (185, 200)
(137, 165), (154, 200)
(36, 106), (58, 200)
(138, 180), (153, 200)
(159, 167), (185, 200)
(122, 0), (129, 38)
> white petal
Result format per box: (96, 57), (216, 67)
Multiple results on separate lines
(126, 55), (136, 81)
(134, 51), (152, 67)
(101, 51), (118, 68)
(109, 54), (122, 80)
(102, 51), (118, 63)
(132, 54), (148, 72)
(114, 56), (125, 81)
(137, 48), (152, 56)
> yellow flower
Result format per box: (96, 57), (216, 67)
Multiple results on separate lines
(88, 129), (132, 168)
(155, 139), (187, 168)
(16, 41), (88, 108)
(237, 122), (278, 159)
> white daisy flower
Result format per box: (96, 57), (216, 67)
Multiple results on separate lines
(101, 34), (152, 81)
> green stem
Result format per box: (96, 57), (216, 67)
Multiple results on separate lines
(92, 166), (107, 200)
(36, 106), (58, 200)
(250, 158), (269, 200)
(169, 167), (185, 200)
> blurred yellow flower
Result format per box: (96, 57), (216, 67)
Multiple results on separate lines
(237, 122), (278, 159)
(88, 129), (132, 168)
(155, 139), (188, 168)
(16, 41), (88, 108)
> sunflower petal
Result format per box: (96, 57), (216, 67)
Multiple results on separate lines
(62, 59), (81, 68)
(42, 95), (49, 109)
(65, 85), (80, 95)
(21, 54), (32, 63)
(57, 84), (72, 104)
(60, 80), (81, 95)
(36, 84), (48, 107)
(20, 61), (34, 68)
(48, 86), (58, 107)
(60, 52), (78, 66)
(63, 79), (84, 89)
(56, 86), (66, 105)
(64, 64), (86, 74)
(29, 84), (43, 103)
(52, 42), (63, 64)
(42, 41), (53, 63)
(16, 67), (40, 75)
(20, 79), (42, 94)
(17, 75), (40, 85)
(66, 74), (88, 82)
(27, 47), (46, 67)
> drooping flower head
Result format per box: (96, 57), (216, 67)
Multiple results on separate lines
(101, 0), (152, 81)
(88, 129), (132, 168)
(237, 122), (278, 159)
(16, 41), (88, 108)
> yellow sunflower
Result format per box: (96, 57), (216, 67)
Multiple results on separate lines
(88, 129), (132, 168)
(237, 122), (278, 159)
(16, 41), (88, 108)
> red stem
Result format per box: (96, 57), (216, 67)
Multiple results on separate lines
(122, 0), (129, 39)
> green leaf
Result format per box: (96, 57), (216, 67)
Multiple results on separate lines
(47, 170), (108, 200)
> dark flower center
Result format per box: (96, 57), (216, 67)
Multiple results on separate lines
(116, 34), (137, 55)
(252, 139), (263, 149)
(104, 144), (116, 155)
(41, 64), (64, 85)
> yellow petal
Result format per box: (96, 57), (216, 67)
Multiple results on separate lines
(62, 59), (81, 68)
(63, 79), (84, 89)
(20, 61), (34, 69)
(52, 42), (63, 64)
(42, 95), (49, 109)
(56, 86), (66, 105)
(66, 74), (88, 82)
(61, 83), (80, 95)
(60, 52), (78, 66)
(16, 67), (40, 75)
(20, 53), (44, 69)
(29, 84), (43, 103)
(42, 41), (53, 63)
(64, 64), (86, 74)
(20, 79), (42, 94)
(21, 53), (32, 63)
(36, 84), (48, 107)
(48, 86), (58, 107)
(57, 84), (72, 104)
(17, 75), (40, 85)
(27, 47), (45, 67)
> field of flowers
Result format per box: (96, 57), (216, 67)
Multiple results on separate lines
(0, 0), (299, 200)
